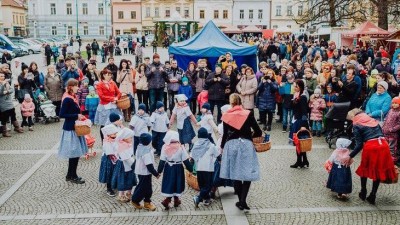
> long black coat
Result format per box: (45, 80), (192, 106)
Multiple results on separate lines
(205, 72), (229, 101)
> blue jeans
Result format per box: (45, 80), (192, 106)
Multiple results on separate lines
(312, 120), (322, 132)
(149, 88), (164, 113)
(282, 108), (293, 130)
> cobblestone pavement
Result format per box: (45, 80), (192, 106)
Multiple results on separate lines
(1, 50), (400, 224)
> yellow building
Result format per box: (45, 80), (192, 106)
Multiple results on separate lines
(1, 0), (27, 36)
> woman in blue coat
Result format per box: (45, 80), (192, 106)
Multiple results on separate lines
(257, 69), (278, 131)
(58, 78), (88, 184)
(365, 81), (392, 122)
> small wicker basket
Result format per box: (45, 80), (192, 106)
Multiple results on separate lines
(117, 95), (131, 110)
(296, 130), (313, 152)
(75, 125), (91, 136)
(185, 170), (199, 191)
(252, 137), (271, 152)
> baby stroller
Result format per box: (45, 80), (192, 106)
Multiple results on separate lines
(115, 46), (122, 56)
(33, 90), (60, 124)
(324, 102), (353, 149)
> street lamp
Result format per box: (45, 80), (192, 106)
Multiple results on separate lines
(105, 0), (109, 40)
(75, 0), (79, 36)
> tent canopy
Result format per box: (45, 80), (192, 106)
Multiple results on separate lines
(169, 20), (257, 71)
(241, 25), (262, 33)
(342, 21), (390, 39)
(222, 25), (243, 34)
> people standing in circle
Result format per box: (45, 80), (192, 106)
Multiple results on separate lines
(58, 78), (88, 184)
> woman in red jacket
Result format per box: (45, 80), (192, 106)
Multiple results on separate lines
(94, 69), (122, 140)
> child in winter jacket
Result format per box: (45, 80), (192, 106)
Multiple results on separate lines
(278, 74), (295, 132)
(178, 76), (193, 104)
(77, 77), (90, 115)
(323, 84), (338, 112)
(309, 88), (326, 137)
(21, 93), (35, 131)
(85, 86), (99, 123)
(382, 97), (400, 163)
(196, 89), (208, 115)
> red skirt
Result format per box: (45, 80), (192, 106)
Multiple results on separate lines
(356, 138), (397, 181)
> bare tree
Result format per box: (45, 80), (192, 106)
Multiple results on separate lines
(294, 0), (369, 27)
(370, 0), (400, 30)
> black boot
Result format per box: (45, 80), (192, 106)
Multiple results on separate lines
(290, 153), (303, 168)
(240, 181), (251, 210)
(367, 180), (380, 205)
(234, 181), (244, 210)
(302, 153), (309, 168)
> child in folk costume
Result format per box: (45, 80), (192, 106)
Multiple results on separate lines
(85, 86), (99, 123)
(192, 128), (220, 207)
(129, 103), (151, 155)
(309, 88), (326, 137)
(111, 128), (137, 203)
(20, 94), (35, 131)
(325, 138), (353, 199)
(131, 133), (160, 211)
(169, 94), (197, 149)
(99, 124), (120, 197)
(157, 131), (193, 209)
(150, 101), (169, 156)
(382, 97), (400, 164)
(197, 102), (218, 144)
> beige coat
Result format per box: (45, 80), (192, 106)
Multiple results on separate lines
(44, 73), (63, 102)
(135, 72), (148, 91)
(236, 74), (258, 110)
(117, 70), (134, 95)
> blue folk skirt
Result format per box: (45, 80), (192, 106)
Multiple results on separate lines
(94, 104), (122, 126)
(111, 160), (137, 191)
(213, 160), (234, 187)
(220, 139), (260, 182)
(326, 163), (352, 194)
(178, 117), (195, 144)
(58, 130), (88, 159)
(161, 163), (185, 197)
(99, 154), (115, 184)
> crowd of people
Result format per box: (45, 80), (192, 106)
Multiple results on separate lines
(1, 33), (400, 210)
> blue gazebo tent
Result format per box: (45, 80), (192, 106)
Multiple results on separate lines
(168, 20), (257, 71)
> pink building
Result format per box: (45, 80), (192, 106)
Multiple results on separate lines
(112, 0), (142, 36)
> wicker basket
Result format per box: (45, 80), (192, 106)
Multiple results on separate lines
(296, 130), (313, 152)
(252, 137), (271, 153)
(117, 95), (131, 110)
(185, 170), (199, 191)
(75, 125), (91, 136)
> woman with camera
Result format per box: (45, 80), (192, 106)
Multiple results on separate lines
(117, 59), (134, 121)
(205, 65), (230, 123)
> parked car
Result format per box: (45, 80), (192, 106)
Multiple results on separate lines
(0, 34), (23, 57)
(14, 43), (29, 56)
(13, 39), (41, 54)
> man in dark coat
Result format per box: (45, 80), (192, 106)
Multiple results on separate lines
(205, 65), (229, 123)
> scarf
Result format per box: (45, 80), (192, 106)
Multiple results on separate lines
(353, 113), (378, 127)
(62, 92), (79, 105)
(136, 144), (152, 158)
(164, 142), (181, 158)
(191, 138), (211, 161)
(221, 105), (250, 130)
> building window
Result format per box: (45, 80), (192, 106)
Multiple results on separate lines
(32, 3), (35, 15)
(66, 3), (72, 15)
(98, 3), (104, 15)
(239, 10), (244, 19)
(13, 15), (15, 24)
(223, 10), (228, 19)
(52, 26), (57, 35)
(249, 10), (253, 19)
(184, 8), (189, 18)
(131, 11), (136, 19)
(287, 6), (293, 16)
(82, 3), (88, 15)
(21, 16), (24, 25)
(118, 11), (124, 19)
(287, 25), (292, 28)
(50, 3), (56, 15)
(166, 8), (170, 17)
(214, 10), (218, 19)
(258, 9), (263, 19)
(83, 26), (88, 35)
(99, 26), (105, 35)
(68, 26), (73, 35)
(298, 5), (303, 16)
(276, 5), (281, 16)
(155, 7), (159, 17)
(176, 7), (180, 14)
(146, 7), (151, 17)
(116, 30), (121, 35)
(200, 10), (205, 19)
(273, 25), (278, 29)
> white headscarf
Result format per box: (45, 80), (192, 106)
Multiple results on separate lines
(101, 124), (120, 136)
(175, 94), (188, 102)
(163, 130), (180, 145)
(116, 128), (135, 141)
(221, 104), (232, 113)
(336, 138), (352, 149)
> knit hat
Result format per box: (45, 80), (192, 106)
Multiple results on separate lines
(153, 53), (160, 59)
(314, 88), (322, 95)
(82, 77), (89, 84)
(377, 81), (388, 91)
(109, 113), (121, 123)
(202, 102), (211, 111)
(197, 127), (208, 139)
(24, 93), (31, 100)
(165, 61), (170, 65)
(139, 133), (152, 146)
(88, 86), (95, 92)
(371, 69), (379, 76)
(182, 76), (189, 83)
(138, 103), (147, 111)
(21, 64), (29, 71)
(392, 97), (400, 105)
(241, 64), (248, 69)
(156, 101), (164, 110)
(286, 74), (295, 81)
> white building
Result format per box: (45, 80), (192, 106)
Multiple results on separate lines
(232, 0), (271, 29)
(194, 0), (233, 27)
(270, 0), (305, 34)
(27, 0), (111, 40)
